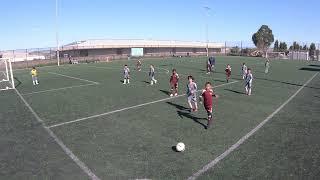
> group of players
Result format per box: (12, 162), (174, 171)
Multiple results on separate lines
(30, 57), (263, 129)
(121, 57), (258, 129)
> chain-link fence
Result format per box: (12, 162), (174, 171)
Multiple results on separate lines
(1, 41), (319, 70)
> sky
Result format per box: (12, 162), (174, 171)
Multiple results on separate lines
(1, 0), (319, 50)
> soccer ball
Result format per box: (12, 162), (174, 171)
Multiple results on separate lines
(176, 142), (185, 152)
(6, 86), (9, 89)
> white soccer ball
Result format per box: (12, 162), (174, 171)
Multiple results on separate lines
(6, 86), (9, 89)
(176, 142), (185, 152)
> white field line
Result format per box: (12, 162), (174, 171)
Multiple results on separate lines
(88, 65), (228, 82)
(157, 67), (170, 74)
(0, 71), (9, 82)
(48, 80), (238, 129)
(21, 83), (97, 96)
(187, 72), (319, 180)
(87, 65), (169, 75)
(13, 87), (101, 180)
(48, 72), (100, 84)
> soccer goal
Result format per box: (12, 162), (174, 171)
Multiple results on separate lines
(0, 58), (15, 91)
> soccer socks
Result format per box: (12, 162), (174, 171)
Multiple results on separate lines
(36, 80), (39, 85)
(127, 79), (130, 84)
(123, 79), (127, 84)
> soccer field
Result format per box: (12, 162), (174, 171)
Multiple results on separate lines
(1, 56), (320, 179)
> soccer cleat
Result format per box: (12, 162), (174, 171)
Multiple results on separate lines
(154, 80), (157, 84)
(150, 81), (154, 85)
(170, 94), (173, 97)
(174, 93), (178, 96)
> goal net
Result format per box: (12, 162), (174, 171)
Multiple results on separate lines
(0, 58), (15, 91)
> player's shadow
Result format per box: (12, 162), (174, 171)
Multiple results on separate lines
(160, 89), (170, 96)
(309, 65), (320, 67)
(299, 67), (320, 72)
(225, 89), (245, 94)
(255, 77), (320, 90)
(166, 102), (207, 129)
(120, 80), (124, 83)
(166, 102), (189, 111)
(142, 80), (150, 85)
(177, 111), (207, 129)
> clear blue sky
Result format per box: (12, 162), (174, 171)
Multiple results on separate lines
(1, 0), (319, 50)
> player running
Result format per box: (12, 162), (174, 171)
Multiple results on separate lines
(149, 64), (157, 85)
(199, 82), (218, 129)
(225, 64), (232, 83)
(30, 67), (39, 85)
(265, 59), (270, 74)
(245, 68), (253, 96)
(169, 69), (179, 97)
(186, 75), (198, 112)
(136, 59), (142, 71)
(242, 63), (247, 79)
(123, 65), (130, 84)
(206, 56), (216, 74)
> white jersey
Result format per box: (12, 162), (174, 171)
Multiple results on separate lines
(245, 73), (253, 84)
(123, 67), (130, 77)
(242, 65), (247, 73)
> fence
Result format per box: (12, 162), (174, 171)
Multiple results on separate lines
(1, 41), (319, 70)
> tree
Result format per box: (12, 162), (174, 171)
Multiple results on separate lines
(279, 42), (288, 52)
(302, 45), (308, 51)
(291, 41), (300, 50)
(273, 40), (279, 52)
(252, 25), (274, 56)
(309, 43), (316, 59)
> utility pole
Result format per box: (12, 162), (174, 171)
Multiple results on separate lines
(204, 6), (210, 57)
(56, 0), (60, 66)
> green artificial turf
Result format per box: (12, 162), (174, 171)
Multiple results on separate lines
(0, 56), (319, 179)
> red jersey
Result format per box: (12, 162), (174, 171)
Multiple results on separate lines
(202, 89), (214, 109)
(170, 73), (179, 85)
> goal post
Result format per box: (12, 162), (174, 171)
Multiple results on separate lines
(0, 58), (15, 91)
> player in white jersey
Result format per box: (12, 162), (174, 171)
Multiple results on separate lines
(265, 59), (270, 74)
(149, 65), (157, 85)
(242, 63), (248, 79)
(245, 68), (253, 96)
(123, 65), (130, 84)
(186, 75), (198, 112)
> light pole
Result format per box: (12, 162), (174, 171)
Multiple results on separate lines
(204, 6), (210, 57)
(56, 0), (60, 66)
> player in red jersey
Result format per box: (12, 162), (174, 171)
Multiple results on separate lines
(169, 69), (179, 97)
(225, 64), (232, 83)
(200, 82), (218, 129)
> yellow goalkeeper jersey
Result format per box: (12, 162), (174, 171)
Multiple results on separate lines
(31, 69), (37, 76)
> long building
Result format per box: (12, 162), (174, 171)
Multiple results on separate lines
(60, 39), (226, 60)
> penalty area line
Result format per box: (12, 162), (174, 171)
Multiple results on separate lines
(48, 80), (239, 129)
(48, 72), (100, 84)
(21, 83), (97, 96)
(187, 72), (319, 180)
(13, 87), (101, 180)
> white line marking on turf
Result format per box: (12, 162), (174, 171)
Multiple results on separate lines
(13, 88), (101, 180)
(157, 67), (170, 74)
(187, 72), (319, 180)
(48, 72), (100, 84)
(87, 65), (169, 74)
(48, 81), (238, 128)
(21, 83), (97, 96)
